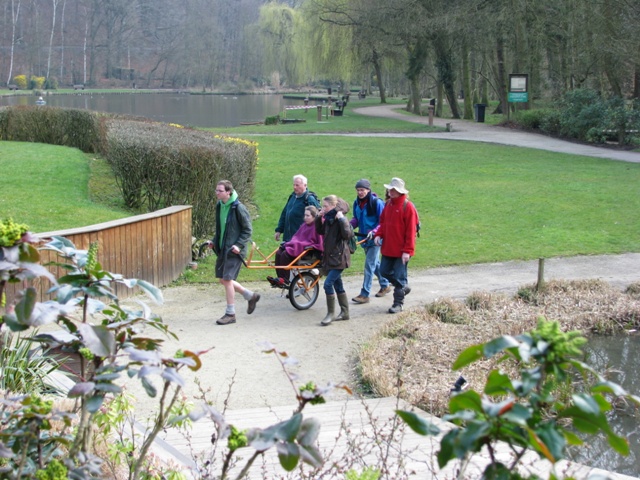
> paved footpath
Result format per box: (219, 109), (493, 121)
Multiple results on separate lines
(352, 103), (640, 163)
(148, 107), (640, 478)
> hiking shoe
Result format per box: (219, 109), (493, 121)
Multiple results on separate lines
(216, 314), (236, 325)
(403, 285), (411, 296)
(352, 295), (370, 304)
(247, 293), (260, 314)
(388, 304), (403, 314)
(375, 286), (393, 297)
(277, 277), (289, 287)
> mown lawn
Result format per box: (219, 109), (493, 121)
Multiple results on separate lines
(3, 113), (639, 285)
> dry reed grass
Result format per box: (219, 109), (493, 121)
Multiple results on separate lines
(358, 279), (640, 417)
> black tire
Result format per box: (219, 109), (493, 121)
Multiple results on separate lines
(289, 272), (319, 310)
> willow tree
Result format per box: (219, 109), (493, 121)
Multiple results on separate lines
(258, 2), (309, 87)
(304, 0), (405, 101)
(301, 3), (357, 88)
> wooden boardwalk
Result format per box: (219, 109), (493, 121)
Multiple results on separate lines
(144, 397), (637, 479)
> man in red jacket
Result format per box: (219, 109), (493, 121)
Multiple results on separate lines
(374, 178), (419, 313)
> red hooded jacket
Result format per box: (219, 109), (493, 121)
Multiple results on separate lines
(376, 194), (419, 257)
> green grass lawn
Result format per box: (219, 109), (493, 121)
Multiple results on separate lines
(0, 141), (132, 232)
(3, 111), (640, 286)
(182, 134), (640, 284)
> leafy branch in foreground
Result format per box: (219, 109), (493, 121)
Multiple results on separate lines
(398, 317), (640, 479)
(1, 232), (210, 478)
(184, 342), (353, 480)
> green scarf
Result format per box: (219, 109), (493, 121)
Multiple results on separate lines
(219, 190), (238, 249)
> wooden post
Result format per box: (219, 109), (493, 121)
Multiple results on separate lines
(537, 258), (545, 291)
(316, 105), (322, 122)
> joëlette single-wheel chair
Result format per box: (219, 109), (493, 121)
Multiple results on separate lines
(244, 242), (323, 310)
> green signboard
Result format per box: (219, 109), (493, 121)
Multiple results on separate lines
(508, 92), (529, 103)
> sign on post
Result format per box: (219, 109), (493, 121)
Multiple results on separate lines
(508, 74), (529, 103)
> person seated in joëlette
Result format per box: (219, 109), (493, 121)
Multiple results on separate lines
(269, 206), (324, 287)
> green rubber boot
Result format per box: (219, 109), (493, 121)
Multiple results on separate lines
(321, 294), (336, 326)
(335, 292), (350, 321)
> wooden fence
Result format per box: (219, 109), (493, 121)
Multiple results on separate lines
(5, 206), (192, 304)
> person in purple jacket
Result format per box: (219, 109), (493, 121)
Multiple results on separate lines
(268, 206), (324, 287)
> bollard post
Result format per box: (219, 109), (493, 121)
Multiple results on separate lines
(316, 105), (323, 122)
(428, 105), (434, 126)
(536, 258), (545, 291)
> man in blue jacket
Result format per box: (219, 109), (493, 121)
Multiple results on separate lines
(350, 179), (392, 304)
(275, 174), (320, 242)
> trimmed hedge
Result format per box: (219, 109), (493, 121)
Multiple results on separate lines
(0, 106), (104, 153)
(105, 119), (257, 237)
(0, 106), (258, 238)
(513, 90), (640, 145)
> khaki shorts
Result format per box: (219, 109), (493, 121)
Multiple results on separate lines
(215, 252), (243, 280)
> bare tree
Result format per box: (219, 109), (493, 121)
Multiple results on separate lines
(7, 0), (22, 86)
(46, 0), (59, 79)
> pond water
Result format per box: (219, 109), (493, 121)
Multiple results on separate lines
(569, 335), (640, 476)
(1, 92), (307, 128)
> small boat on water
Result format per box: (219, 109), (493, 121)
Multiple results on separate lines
(35, 96), (46, 106)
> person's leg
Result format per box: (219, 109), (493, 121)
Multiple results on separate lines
(321, 269), (341, 325)
(358, 246), (377, 297)
(215, 255), (236, 321)
(389, 257), (408, 313)
(333, 272), (350, 321)
(323, 269), (340, 295)
(373, 245), (390, 290)
(274, 248), (294, 282)
(220, 278), (236, 313)
(379, 255), (397, 287)
(217, 255), (259, 323)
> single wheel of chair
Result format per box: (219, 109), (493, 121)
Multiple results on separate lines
(288, 271), (319, 310)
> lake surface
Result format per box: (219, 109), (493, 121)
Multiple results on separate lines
(569, 335), (640, 476)
(1, 92), (307, 128)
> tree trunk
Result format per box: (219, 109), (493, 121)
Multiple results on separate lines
(7, 0), (21, 86)
(371, 48), (386, 103)
(462, 40), (473, 120)
(411, 78), (421, 114)
(433, 32), (460, 119)
(47, 0), (59, 80)
(495, 36), (507, 115)
(436, 81), (444, 117)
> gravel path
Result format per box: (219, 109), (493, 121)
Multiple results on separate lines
(126, 108), (640, 418)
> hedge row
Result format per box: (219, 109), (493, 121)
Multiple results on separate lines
(105, 119), (257, 237)
(0, 106), (258, 238)
(514, 90), (640, 145)
(0, 106), (104, 153)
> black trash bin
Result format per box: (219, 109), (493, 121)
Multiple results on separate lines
(474, 103), (486, 123)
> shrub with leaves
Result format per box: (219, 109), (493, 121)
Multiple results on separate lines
(398, 317), (640, 479)
(0, 106), (104, 153)
(12, 75), (28, 89)
(30, 75), (46, 90)
(1, 234), (211, 478)
(105, 120), (258, 237)
(2, 225), (337, 479)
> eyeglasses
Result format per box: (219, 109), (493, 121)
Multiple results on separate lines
(215, 189), (226, 193)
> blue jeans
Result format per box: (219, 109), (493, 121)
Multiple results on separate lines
(324, 269), (345, 295)
(360, 245), (389, 297)
(379, 256), (409, 305)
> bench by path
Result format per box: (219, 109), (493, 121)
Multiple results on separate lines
(146, 396), (637, 479)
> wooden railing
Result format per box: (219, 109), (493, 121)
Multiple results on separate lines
(5, 206), (192, 304)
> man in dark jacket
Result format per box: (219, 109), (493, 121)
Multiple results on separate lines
(212, 180), (260, 325)
(275, 174), (320, 242)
